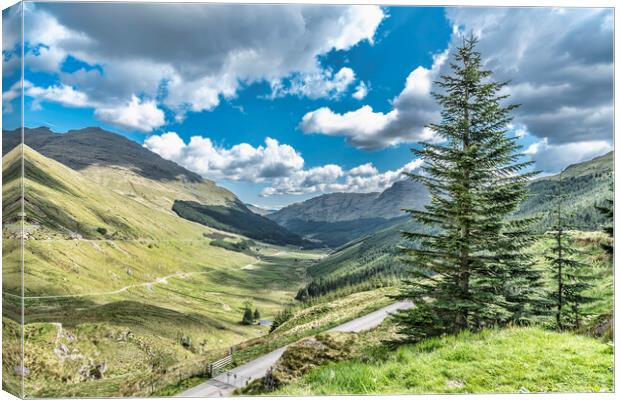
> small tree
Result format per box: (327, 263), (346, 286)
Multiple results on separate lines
(546, 191), (594, 330)
(253, 308), (261, 321)
(241, 306), (254, 325)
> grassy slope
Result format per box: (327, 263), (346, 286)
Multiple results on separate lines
(517, 151), (613, 231)
(78, 164), (237, 215)
(275, 327), (613, 395)
(172, 200), (308, 246)
(1, 146), (325, 397)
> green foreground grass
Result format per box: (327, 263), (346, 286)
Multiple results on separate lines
(275, 327), (614, 395)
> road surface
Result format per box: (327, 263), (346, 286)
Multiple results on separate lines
(177, 300), (413, 397)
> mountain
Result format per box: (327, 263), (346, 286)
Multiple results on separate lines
(3, 126), (201, 182)
(300, 151), (614, 295)
(246, 203), (278, 216)
(517, 151), (613, 231)
(268, 179), (429, 247)
(172, 200), (308, 247)
(2, 127), (305, 246)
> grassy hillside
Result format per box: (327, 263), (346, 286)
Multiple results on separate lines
(1, 146), (325, 397)
(274, 327), (613, 395)
(3, 127), (294, 242)
(172, 200), (309, 247)
(518, 151), (613, 231)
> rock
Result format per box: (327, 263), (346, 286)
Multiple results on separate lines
(446, 380), (465, 389)
(59, 344), (69, 354)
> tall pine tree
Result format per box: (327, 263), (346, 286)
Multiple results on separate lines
(394, 35), (542, 342)
(546, 186), (594, 331)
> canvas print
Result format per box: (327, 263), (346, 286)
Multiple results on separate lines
(1, 1), (614, 398)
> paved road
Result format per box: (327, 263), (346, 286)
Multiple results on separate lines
(177, 301), (413, 398)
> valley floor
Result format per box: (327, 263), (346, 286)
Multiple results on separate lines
(2, 240), (325, 397)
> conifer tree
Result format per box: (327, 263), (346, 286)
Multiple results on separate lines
(595, 183), (613, 256)
(241, 306), (254, 325)
(394, 35), (542, 341)
(546, 190), (594, 331)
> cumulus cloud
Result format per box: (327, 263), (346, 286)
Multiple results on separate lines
(144, 132), (304, 182)
(352, 81), (369, 100)
(144, 131), (423, 196)
(26, 82), (89, 109)
(2, 81), (22, 113)
(15, 79), (166, 132)
(95, 96), (165, 132)
(523, 138), (612, 173)
(300, 50), (447, 149)
(445, 7), (612, 145)
(263, 158), (424, 196)
(20, 3), (385, 125)
(2, 4), (22, 76)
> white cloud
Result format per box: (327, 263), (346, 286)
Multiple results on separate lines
(2, 81), (24, 112)
(349, 162), (378, 176)
(445, 8), (612, 145)
(144, 132), (304, 182)
(26, 82), (89, 109)
(299, 50), (447, 149)
(263, 158), (424, 196)
(270, 67), (356, 100)
(352, 81), (368, 100)
(24, 3), (385, 121)
(94, 95), (165, 132)
(144, 131), (423, 197)
(524, 138), (612, 173)
(300, 8), (612, 156)
(301, 105), (398, 144)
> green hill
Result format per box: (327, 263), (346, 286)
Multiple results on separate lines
(518, 151), (613, 231)
(274, 327), (613, 395)
(172, 200), (308, 247)
(2, 127), (304, 246)
(1, 145), (323, 397)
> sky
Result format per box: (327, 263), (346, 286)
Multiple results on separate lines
(2, 3), (614, 208)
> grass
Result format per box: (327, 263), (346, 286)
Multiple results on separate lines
(14, 246), (320, 397)
(1, 146), (328, 397)
(275, 327), (614, 395)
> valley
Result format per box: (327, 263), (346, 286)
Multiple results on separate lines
(1, 127), (614, 397)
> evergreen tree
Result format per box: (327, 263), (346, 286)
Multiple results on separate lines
(546, 191), (594, 330)
(253, 308), (261, 321)
(393, 35), (542, 341)
(241, 306), (254, 325)
(595, 183), (613, 256)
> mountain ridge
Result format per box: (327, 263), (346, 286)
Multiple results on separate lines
(267, 178), (429, 247)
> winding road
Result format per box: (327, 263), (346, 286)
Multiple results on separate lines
(177, 301), (413, 398)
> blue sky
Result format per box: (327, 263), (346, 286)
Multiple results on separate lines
(2, 4), (613, 208)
